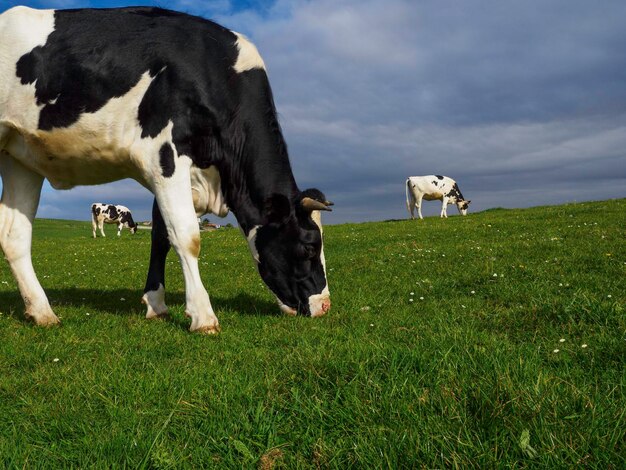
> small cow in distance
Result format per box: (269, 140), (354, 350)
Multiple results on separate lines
(406, 175), (471, 219)
(91, 203), (138, 238)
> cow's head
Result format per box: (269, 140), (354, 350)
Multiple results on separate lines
(249, 189), (332, 317)
(457, 200), (471, 216)
(121, 212), (138, 234)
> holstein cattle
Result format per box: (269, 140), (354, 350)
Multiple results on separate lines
(406, 175), (471, 219)
(91, 203), (138, 238)
(0, 6), (332, 333)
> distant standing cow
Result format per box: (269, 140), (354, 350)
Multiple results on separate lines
(91, 203), (138, 237)
(406, 175), (471, 219)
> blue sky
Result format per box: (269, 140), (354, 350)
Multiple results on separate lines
(1, 0), (625, 224)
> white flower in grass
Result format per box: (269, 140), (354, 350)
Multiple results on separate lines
(410, 292), (414, 295)
(553, 349), (559, 353)
(471, 290), (476, 295)
(607, 295), (612, 299)
(120, 298), (125, 301)
(409, 299), (414, 302)
(420, 297), (424, 300)
(53, 358), (60, 362)
(369, 324), (374, 327)
(493, 273), (498, 277)
(581, 344), (588, 348)
(559, 338), (565, 343)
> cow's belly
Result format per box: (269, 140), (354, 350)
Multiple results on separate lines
(423, 192), (443, 201)
(3, 126), (142, 189)
(190, 166), (229, 218)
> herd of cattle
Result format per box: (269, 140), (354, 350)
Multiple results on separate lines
(0, 6), (468, 332)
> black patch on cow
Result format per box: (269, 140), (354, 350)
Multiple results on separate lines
(91, 204), (100, 217)
(120, 211), (137, 228)
(436, 175), (444, 180)
(446, 183), (466, 201)
(105, 205), (118, 220)
(144, 199), (171, 294)
(159, 143), (175, 178)
(432, 180), (438, 186)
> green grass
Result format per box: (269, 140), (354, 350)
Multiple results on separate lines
(0, 199), (625, 468)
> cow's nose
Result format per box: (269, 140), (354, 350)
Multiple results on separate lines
(310, 296), (330, 317)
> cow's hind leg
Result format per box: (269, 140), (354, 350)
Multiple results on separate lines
(91, 215), (97, 238)
(417, 195), (424, 220)
(0, 154), (59, 325)
(99, 220), (106, 237)
(141, 198), (170, 319)
(407, 195), (416, 219)
(148, 158), (219, 333)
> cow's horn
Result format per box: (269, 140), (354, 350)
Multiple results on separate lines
(301, 197), (332, 212)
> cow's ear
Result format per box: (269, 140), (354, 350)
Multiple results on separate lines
(466, 200), (472, 205)
(265, 194), (292, 224)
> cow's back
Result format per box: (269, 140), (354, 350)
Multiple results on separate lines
(408, 175), (459, 201)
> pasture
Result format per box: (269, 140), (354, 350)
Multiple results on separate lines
(0, 199), (624, 468)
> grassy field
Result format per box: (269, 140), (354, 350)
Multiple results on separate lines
(0, 199), (624, 468)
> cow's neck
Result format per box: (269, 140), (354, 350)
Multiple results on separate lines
(220, 127), (298, 235)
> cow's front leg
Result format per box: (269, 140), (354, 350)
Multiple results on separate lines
(142, 198), (170, 319)
(149, 157), (219, 333)
(117, 223), (122, 237)
(0, 155), (59, 325)
(440, 198), (448, 218)
(99, 220), (106, 237)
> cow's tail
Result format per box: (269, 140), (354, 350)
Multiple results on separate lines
(91, 204), (98, 224)
(405, 179), (413, 217)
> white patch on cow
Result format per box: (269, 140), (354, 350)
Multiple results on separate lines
(245, 225), (261, 263)
(141, 283), (168, 319)
(0, 7), (55, 130)
(277, 297), (297, 316)
(308, 210), (330, 316)
(190, 166), (229, 217)
(233, 32), (266, 73)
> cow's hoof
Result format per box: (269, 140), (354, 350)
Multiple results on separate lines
(26, 310), (60, 327)
(141, 287), (168, 319)
(146, 310), (169, 320)
(194, 325), (221, 335)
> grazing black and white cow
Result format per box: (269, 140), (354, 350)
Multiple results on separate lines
(0, 6), (332, 333)
(91, 203), (138, 238)
(406, 175), (471, 219)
